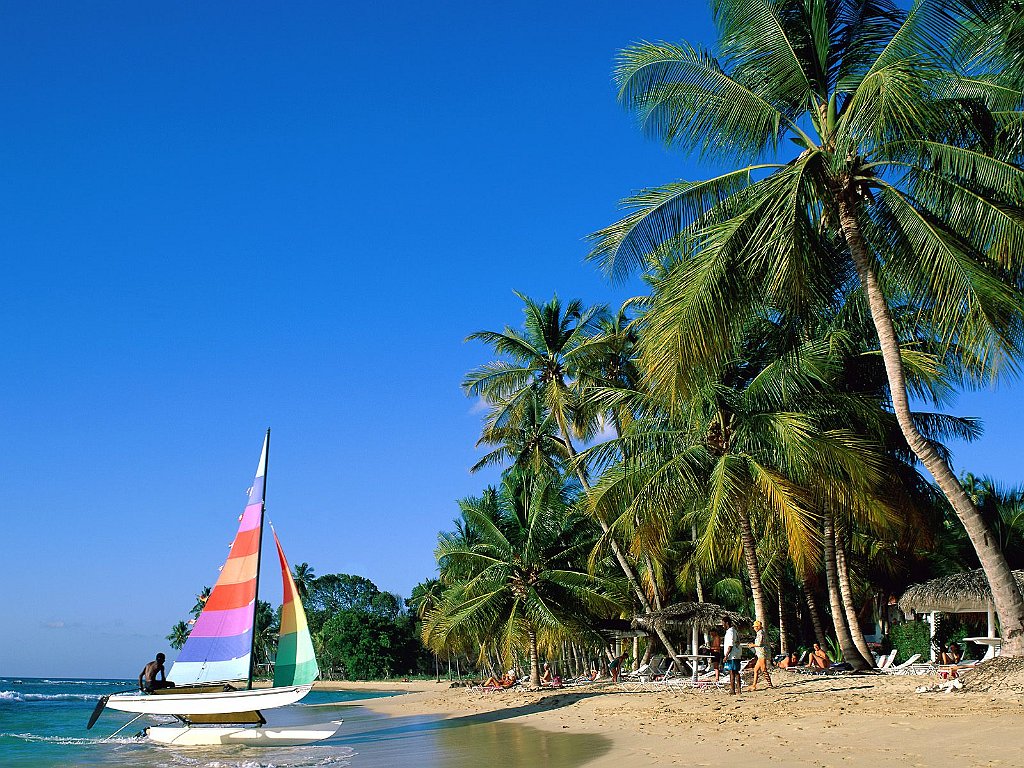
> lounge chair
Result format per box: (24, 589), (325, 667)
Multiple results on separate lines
(621, 655), (668, 692)
(881, 653), (922, 674)
(877, 649), (898, 670)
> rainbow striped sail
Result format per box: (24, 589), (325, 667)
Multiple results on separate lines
(168, 434), (268, 685)
(272, 530), (320, 686)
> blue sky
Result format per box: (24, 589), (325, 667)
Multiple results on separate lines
(1, 1), (1019, 679)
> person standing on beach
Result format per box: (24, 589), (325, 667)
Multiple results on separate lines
(747, 620), (774, 691)
(138, 652), (175, 693)
(722, 617), (742, 695)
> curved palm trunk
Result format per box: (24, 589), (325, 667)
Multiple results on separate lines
(528, 630), (540, 688)
(823, 509), (868, 669)
(737, 505), (770, 626)
(835, 528), (875, 667)
(557, 415), (679, 658)
(799, 577), (827, 647)
(841, 198), (1024, 656)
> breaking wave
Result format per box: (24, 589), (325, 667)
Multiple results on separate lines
(163, 748), (355, 768)
(0, 690), (102, 702)
(0, 732), (140, 745)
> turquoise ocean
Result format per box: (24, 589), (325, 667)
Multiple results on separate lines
(0, 678), (610, 767)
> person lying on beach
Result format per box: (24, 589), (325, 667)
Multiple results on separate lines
(777, 652), (800, 668)
(806, 644), (829, 669)
(139, 653), (175, 693)
(481, 672), (517, 689)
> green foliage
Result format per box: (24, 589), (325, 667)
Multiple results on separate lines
(824, 636), (843, 664)
(167, 620), (191, 651)
(424, 470), (625, 686)
(320, 610), (427, 680)
(889, 620), (932, 663)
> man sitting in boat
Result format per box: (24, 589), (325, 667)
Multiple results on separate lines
(138, 653), (176, 693)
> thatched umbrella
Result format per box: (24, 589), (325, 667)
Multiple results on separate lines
(898, 569), (1024, 660)
(899, 569), (1024, 615)
(632, 601), (751, 660)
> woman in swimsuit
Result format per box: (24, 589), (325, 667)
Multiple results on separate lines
(748, 620), (774, 690)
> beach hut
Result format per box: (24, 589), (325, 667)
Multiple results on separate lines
(898, 569), (1024, 661)
(632, 601), (750, 658)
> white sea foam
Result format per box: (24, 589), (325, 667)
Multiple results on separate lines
(163, 748), (355, 768)
(0, 732), (140, 745)
(0, 690), (102, 702)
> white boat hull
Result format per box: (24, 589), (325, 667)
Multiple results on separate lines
(146, 719), (343, 746)
(105, 685), (312, 715)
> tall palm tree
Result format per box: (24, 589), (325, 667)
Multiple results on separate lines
(472, 387), (570, 478)
(465, 293), (682, 656)
(423, 471), (624, 687)
(589, 0), (1024, 654)
(167, 620), (191, 651)
(291, 563), (316, 602)
(190, 586), (211, 620)
(586, 314), (888, 672)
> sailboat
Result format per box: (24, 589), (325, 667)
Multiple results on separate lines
(92, 431), (342, 746)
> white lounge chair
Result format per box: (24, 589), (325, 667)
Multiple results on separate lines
(621, 655), (668, 691)
(883, 653), (923, 674)
(877, 649), (898, 670)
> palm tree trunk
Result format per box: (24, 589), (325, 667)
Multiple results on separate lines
(840, 196), (1024, 656)
(693, 523), (705, 602)
(528, 630), (540, 688)
(737, 504), (770, 626)
(823, 508), (867, 669)
(799, 577), (827, 647)
(556, 415), (679, 657)
(778, 590), (788, 656)
(835, 526), (875, 667)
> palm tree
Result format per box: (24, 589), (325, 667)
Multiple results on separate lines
(423, 471), (625, 687)
(586, 313), (892, 669)
(291, 562), (316, 602)
(253, 600), (279, 673)
(472, 387), (570, 478)
(190, 586), (211, 620)
(167, 620), (191, 651)
(465, 293), (682, 657)
(589, 0), (1024, 654)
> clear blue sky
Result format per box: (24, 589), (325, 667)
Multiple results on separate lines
(1, 1), (1019, 679)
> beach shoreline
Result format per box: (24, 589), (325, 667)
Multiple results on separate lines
(324, 671), (1024, 767)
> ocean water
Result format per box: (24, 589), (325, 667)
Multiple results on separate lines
(0, 678), (610, 767)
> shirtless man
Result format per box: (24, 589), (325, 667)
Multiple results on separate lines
(139, 653), (175, 693)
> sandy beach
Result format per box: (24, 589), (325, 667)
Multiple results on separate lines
(313, 672), (1024, 767)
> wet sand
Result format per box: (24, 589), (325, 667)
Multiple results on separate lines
(316, 672), (1024, 767)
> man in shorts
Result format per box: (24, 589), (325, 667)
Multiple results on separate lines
(138, 653), (175, 693)
(722, 616), (743, 695)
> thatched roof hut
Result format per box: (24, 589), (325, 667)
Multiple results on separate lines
(899, 569), (1024, 615)
(632, 601), (751, 635)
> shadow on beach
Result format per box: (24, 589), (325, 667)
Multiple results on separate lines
(327, 692), (612, 768)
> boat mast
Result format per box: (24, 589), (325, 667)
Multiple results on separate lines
(247, 428), (270, 690)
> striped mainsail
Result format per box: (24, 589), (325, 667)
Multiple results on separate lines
(169, 434), (268, 685)
(272, 529), (320, 686)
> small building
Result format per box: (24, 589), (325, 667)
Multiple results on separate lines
(898, 569), (1024, 661)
